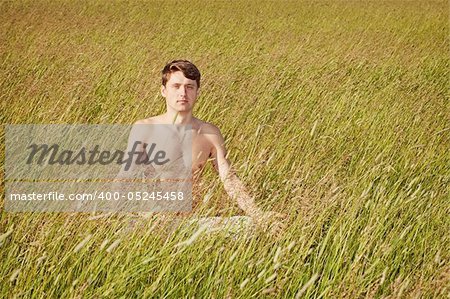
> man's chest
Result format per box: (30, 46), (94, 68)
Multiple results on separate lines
(139, 126), (213, 172)
(191, 133), (213, 171)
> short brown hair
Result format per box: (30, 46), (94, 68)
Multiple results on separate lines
(162, 60), (201, 88)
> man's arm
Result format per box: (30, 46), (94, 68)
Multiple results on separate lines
(207, 125), (262, 217)
(114, 122), (156, 218)
(116, 121), (155, 179)
(207, 125), (285, 233)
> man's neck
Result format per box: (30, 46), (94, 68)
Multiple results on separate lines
(163, 110), (194, 125)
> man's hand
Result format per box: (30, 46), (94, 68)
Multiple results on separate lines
(251, 211), (287, 236)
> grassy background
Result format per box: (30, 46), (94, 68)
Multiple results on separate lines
(1, 0), (449, 297)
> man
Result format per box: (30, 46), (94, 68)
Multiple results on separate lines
(123, 60), (284, 235)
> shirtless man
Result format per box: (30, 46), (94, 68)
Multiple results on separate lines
(122, 60), (284, 234)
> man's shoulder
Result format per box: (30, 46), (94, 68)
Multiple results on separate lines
(130, 117), (161, 138)
(133, 116), (223, 136)
(195, 119), (222, 135)
(195, 119), (225, 150)
(134, 116), (160, 125)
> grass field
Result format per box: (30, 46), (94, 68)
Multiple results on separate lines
(1, 0), (449, 298)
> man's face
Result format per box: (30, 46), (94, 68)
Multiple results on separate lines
(161, 71), (199, 112)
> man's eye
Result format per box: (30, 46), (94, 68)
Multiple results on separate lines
(187, 86), (193, 90)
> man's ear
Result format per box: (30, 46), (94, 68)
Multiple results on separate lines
(161, 85), (166, 97)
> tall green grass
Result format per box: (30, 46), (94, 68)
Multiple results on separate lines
(1, 0), (449, 297)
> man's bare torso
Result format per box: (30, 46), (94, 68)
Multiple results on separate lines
(136, 116), (221, 179)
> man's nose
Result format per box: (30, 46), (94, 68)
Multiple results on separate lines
(179, 86), (186, 96)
